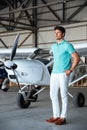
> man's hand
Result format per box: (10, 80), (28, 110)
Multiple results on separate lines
(65, 70), (72, 75)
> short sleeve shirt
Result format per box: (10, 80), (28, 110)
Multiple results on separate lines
(51, 40), (76, 73)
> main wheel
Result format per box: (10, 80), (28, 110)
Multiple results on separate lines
(29, 89), (38, 102)
(17, 93), (31, 108)
(73, 92), (85, 107)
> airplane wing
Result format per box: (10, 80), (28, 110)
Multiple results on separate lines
(0, 42), (87, 59)
(73, 42), (87, 57)
(0, 47), (38, 59)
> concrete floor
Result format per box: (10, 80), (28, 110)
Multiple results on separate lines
(0, 86), (87, 130)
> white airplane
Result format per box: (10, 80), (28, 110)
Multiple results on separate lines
(0, 34), (87, 109)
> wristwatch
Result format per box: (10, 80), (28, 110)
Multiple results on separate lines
(70, 69), (72, 72)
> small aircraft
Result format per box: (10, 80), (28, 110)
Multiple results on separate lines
(0, 34), (87, 108)
(0, 37), (38, 90)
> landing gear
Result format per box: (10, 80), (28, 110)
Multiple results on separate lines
(17, 85), (45, 108)
(1, 78), (9, 92)
(17, 92), (31, 108)
(17, 89), (39, 108)
(29, 89), (38, 102)
(73, 92), (85, 107)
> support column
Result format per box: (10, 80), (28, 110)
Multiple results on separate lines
(32, 0), (38, 47)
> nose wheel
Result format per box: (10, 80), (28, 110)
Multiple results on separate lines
(17, 89), (38, 108)
(17, 92), (31, 108)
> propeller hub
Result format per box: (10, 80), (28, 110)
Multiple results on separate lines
(4, 60), (14, 69)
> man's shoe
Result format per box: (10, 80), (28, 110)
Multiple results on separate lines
(46, 117), (60, 123)
(55, 118), (66, 125)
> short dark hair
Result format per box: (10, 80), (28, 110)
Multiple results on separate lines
(54, 26), (65, 34)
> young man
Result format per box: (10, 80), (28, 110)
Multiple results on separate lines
(46, 26), (80, 125)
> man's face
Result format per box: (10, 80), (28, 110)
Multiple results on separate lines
(54, 29), (64, 40)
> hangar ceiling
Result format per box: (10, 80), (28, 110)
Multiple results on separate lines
(0, 0), (87, 32)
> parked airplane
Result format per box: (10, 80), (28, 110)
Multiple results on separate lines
(0, 34), (87, 109)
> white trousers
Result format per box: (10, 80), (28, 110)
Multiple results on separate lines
(50, 73), (70, 118)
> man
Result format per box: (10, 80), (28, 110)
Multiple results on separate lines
(46, 26), (80, 125)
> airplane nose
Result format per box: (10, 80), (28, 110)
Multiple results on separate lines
(4, 60), (14, 69)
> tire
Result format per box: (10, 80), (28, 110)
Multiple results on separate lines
(73, 92), (85, 107)
(1, 78), (9, 92)
(36, 86), (41, 90)
(29, 89), (38, 102)
(17, 93), (31, 108)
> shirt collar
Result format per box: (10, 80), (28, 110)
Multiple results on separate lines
(57, 39), (65, 45)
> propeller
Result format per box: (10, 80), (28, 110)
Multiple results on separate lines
(1, 34), (20, 92)
(4, 34), (20, 69)
(10, 34), (20, 61)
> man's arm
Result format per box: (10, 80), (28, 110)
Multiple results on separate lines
(66, 52), (80, 75)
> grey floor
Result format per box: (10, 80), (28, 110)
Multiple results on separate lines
(0, 86), (87, 130)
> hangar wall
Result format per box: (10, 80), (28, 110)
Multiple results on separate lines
(0, 22), (87, 49)
(0, 30), (33, 48)
(38, 22), (87, 49)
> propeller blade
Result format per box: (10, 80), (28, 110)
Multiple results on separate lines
(10, 34), (20, 61)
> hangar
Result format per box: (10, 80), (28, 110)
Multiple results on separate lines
(0, 0), (87, 130)
(0, 0), (87, 48)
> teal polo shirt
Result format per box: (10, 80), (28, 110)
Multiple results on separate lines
(51, 40), (76, 74)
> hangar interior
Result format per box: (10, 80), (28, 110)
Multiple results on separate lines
(0, 0), (87, 87)
(0, 1), (87, 130)
(0, 0), (87, 48)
